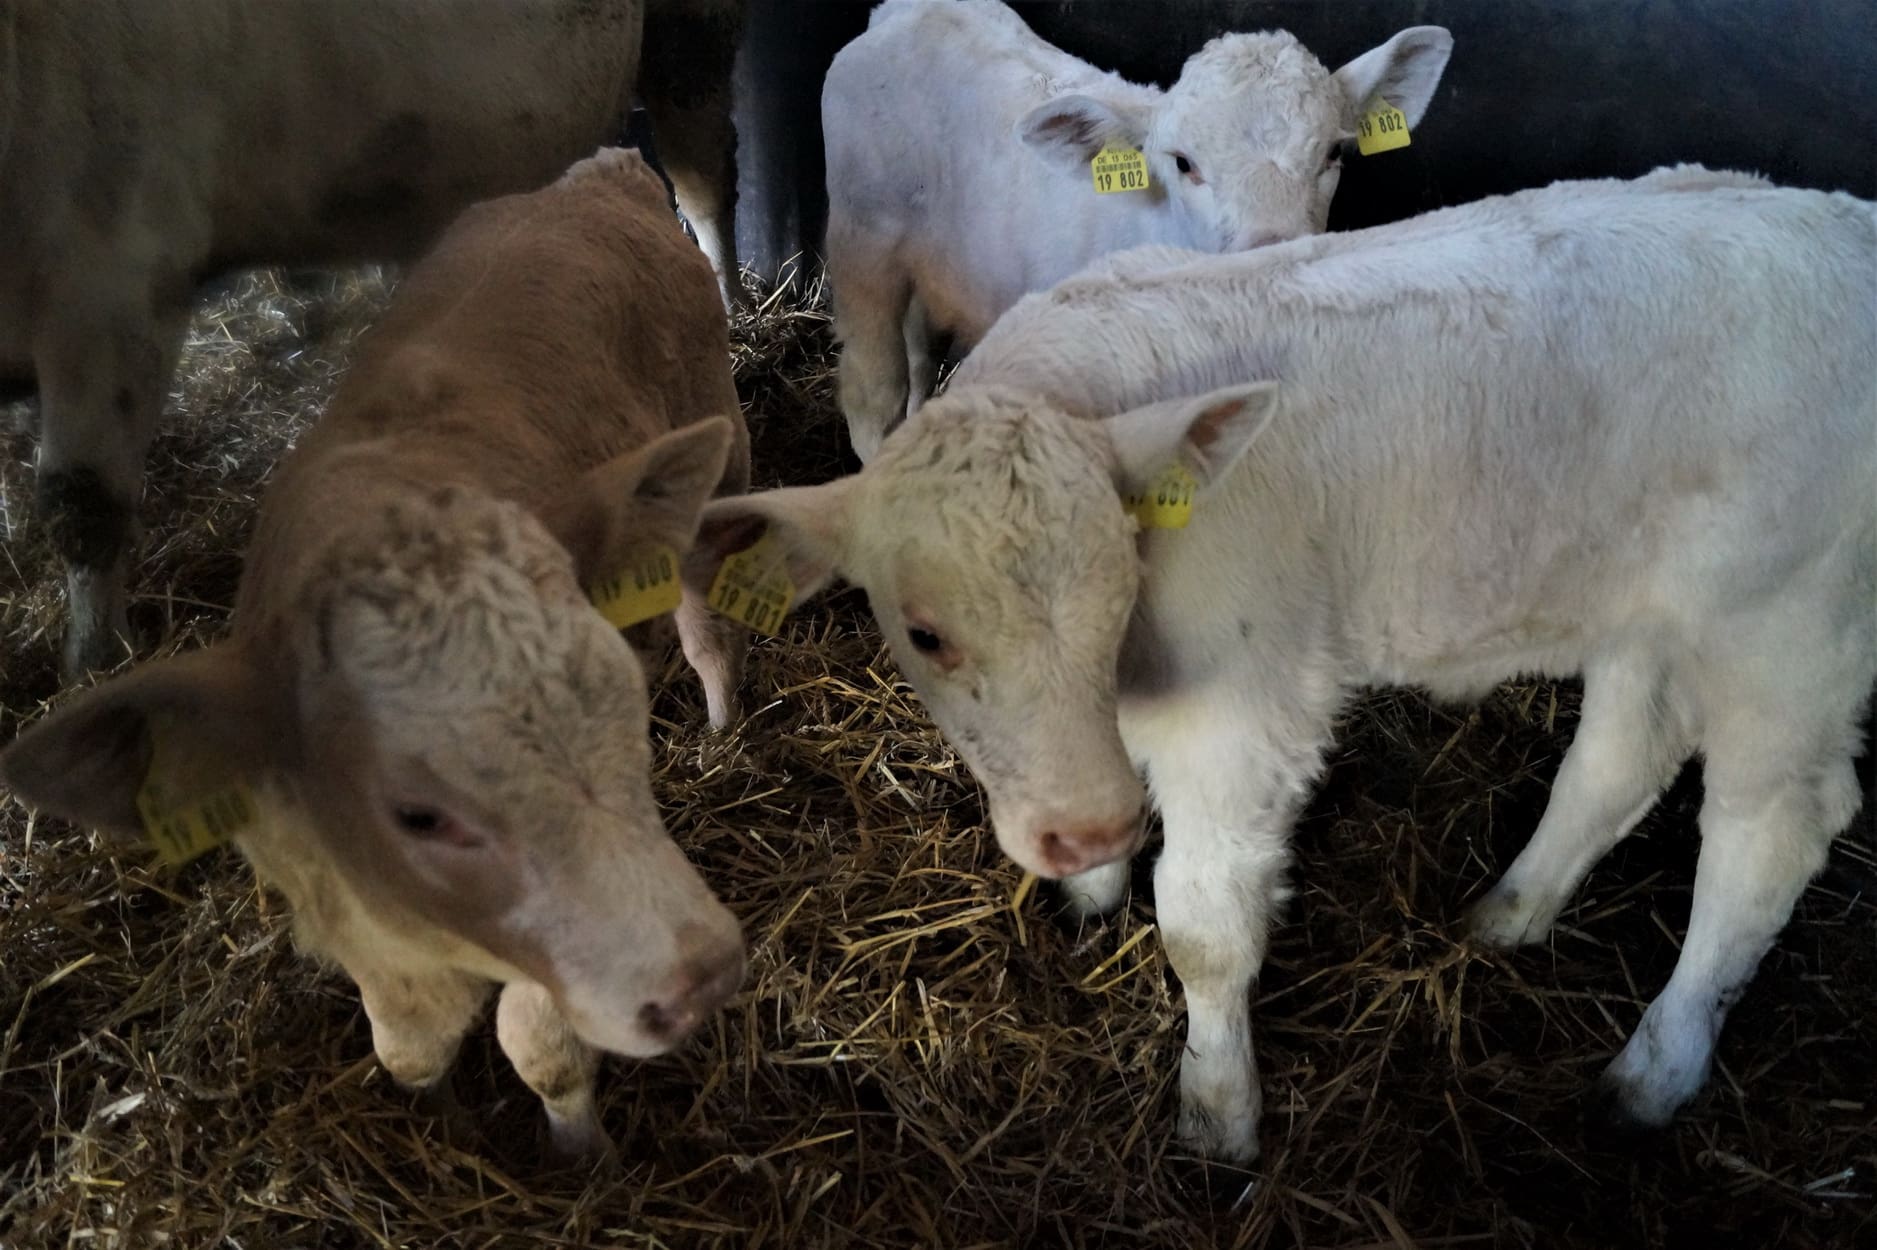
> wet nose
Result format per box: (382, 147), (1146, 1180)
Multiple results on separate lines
(636, 932), (747, 1044)
(1036, 815), (1144, 877)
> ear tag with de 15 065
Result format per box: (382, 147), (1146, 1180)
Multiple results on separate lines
(135, 729), (255, 865)
(1091, 145), (1151, 194)
(1356, 96), (1411, 156)
(708, 529), (795, 635)
(1125, 462), (1197, 529)
(590, 543), (682, 629)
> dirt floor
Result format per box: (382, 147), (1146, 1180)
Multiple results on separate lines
(1, 267), (1872, 1250)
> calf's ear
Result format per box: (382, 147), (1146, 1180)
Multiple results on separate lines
(1333, 26), (1453, 129)
(551, 417), (736, 586)
(1105, 382), (1279, 502)
(0, 645), (277, 838)
(1018, 93), (1152, 168)
(681, 480), (856, 615)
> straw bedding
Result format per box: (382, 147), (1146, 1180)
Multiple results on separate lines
(0, 265), (1872, 1250)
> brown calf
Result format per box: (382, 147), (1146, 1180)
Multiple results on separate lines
(1, 148), (750, 1159)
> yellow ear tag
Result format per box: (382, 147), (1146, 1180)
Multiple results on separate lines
(1356, 97), (1411, 156)
(589, 543), (682, 629)
(134, 732), (255, 865)
(707, 529), (795, 635)
(1091, 145), (1151, 194)
(1124, 463), (1197, 530)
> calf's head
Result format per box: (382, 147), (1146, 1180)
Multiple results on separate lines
(0, 420), (745, 1057)
(1020, 26), (1452, 250)
(685, 388), (1277, 879)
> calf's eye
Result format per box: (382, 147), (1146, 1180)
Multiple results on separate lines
(1323, 145), (1342, 171)
(908, 626), (944, 654)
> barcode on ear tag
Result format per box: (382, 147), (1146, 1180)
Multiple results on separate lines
(135, 740), (255, 865)
(590, 543), (682, 629)
(1124, 463), (1197, 529)
(707, 530), (795, 634)
(1356, 97), (1411, 156)
(1091, 145), (1151, 194)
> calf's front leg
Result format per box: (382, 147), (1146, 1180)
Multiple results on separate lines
(1142, 708), (1316, 1164)
(496, 980), (609, 1161)
(355, 969), (490, 1101)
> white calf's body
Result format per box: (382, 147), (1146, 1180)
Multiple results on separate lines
(694, 168), (1876, 1161)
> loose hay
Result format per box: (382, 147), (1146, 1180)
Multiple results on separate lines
(1, 264), (1873, 1250)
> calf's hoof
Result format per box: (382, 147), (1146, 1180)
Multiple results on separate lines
(545, 1102), (614, 1165)
(1462, 883), (1554, 949)
(409, 1073), (479, 1146)
(1583, 1072), (1677, 1152)
(1175, 1095), (1260, 1166)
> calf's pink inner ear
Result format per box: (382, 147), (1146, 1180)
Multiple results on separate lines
(1188, 396), (1254, 455)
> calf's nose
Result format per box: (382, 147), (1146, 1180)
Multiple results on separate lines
(636, 929), (747, 1044)
(1036, 817), (1143, 877)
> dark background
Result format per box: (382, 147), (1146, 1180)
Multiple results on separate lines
(726, 0), (1877, 285)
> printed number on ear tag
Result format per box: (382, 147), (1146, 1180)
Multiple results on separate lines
(1356, 97), (1411, 156)
(1124, 463), (1197, 530)
(708, 530), (795, 635)
(1091, 145), (1151, 194)
(135, 734), (255, 865)
(590, 544), (682, 629)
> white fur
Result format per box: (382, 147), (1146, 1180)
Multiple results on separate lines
(701, 169), (1876, 1161)
(821, 0), (1451, 460)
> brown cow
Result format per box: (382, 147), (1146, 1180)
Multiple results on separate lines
(0, 0), (745, 678)
(1, 148), (750, 1159)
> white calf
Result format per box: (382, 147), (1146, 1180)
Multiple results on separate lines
(823, 0), (1451, 459)
(688, 170), (1876, 1161)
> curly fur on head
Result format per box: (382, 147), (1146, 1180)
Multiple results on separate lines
(313, 487), (590, 702)
(1173, 31), (1341, 146)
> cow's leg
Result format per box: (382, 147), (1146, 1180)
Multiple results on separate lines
(641, 0), (744, 309)
(1143, 707), (1314, 1164)
(356, 969), (490, 1098)
(496, 980), (610, 1160)
(1468, 649), (1694, 946)
(33, 300), (185, 679)
(677, 447), (750, 729)
(831, 261), (913, 463)
(1598, 616), (1868, 1127)
(676, 587), (746, 729)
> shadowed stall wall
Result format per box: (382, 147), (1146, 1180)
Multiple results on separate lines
(731, 0), (1877, 285)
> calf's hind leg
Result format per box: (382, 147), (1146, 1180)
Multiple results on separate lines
(640, 0), (746, 309)
(1468, 648), (1695, 946)
(496, 980), (609, 1160)
(1599, 620), (1870, 1127)
(829, 248), (914, 463)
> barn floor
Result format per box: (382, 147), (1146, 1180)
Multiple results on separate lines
(1, 268), (1873, 1250)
